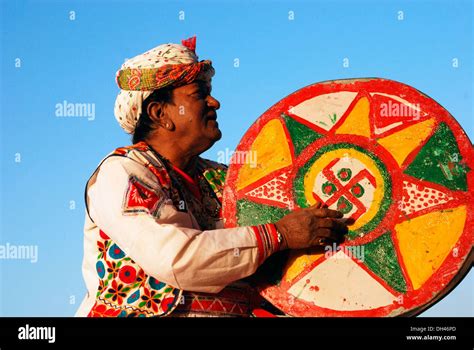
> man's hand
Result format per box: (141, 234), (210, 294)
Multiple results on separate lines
(275, 203), (349, 250)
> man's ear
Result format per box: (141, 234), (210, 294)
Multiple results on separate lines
(147, 101), (174, 131)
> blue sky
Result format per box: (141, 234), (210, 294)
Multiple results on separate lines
(0, 0), (472, 316)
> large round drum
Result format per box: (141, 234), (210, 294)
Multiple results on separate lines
(222, 78), (473, 317)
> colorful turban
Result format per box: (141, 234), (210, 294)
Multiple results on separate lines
(114, 37), (215, 134)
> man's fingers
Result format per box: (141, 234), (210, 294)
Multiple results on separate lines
(345, 217), (356, 225)
(311, 207), (344, 219)
(312, 229), (340, 244)
(316, 228), (336, 239)
(317, 217), (336, 229)
(315, 219), (348, 237)
(332, 219), (349, 235)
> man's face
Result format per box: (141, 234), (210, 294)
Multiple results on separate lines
(166, 80), (221, 154)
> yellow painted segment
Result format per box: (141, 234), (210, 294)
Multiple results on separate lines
(283, 249), (325, 283)
(236, 119), (292, 191)
(377, 119), (436, 167)
(335, 97), (371, 137)
(395, 205), (466, 290)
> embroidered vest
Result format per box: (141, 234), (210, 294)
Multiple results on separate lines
(85, 142), (227, 317)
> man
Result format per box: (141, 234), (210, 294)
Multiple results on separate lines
(76, 37), (348, 317)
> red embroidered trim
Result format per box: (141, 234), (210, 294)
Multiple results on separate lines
(174, 285), (252, 317)
(266, 223), (281, 251)
(251, 223), (279, 264)
(252, 226), (265, 264)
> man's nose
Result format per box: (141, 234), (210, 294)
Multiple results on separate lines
(207, 95), (220, 110)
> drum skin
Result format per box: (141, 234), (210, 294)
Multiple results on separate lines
(222, 78), (473, 317)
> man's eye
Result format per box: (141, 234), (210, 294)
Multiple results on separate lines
(193, 91), (207, 98)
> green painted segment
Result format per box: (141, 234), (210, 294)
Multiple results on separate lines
(337, 196), (353, 214)
(337, 168), (352, 181)
(293, 143), (392, 240)
(405, 122), (469, 191)
(294, 167), (309, 209)
(359, 232), (407, 293)
(351, 183), (365, 198)
(322, 181), (337, 196)
(283, 114), (324, 156)
(237, 199), (290, 226)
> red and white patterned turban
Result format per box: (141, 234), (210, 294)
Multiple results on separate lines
(114, 37), (214, 134)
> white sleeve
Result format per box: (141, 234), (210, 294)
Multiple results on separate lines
(87, 156), (273, 293)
